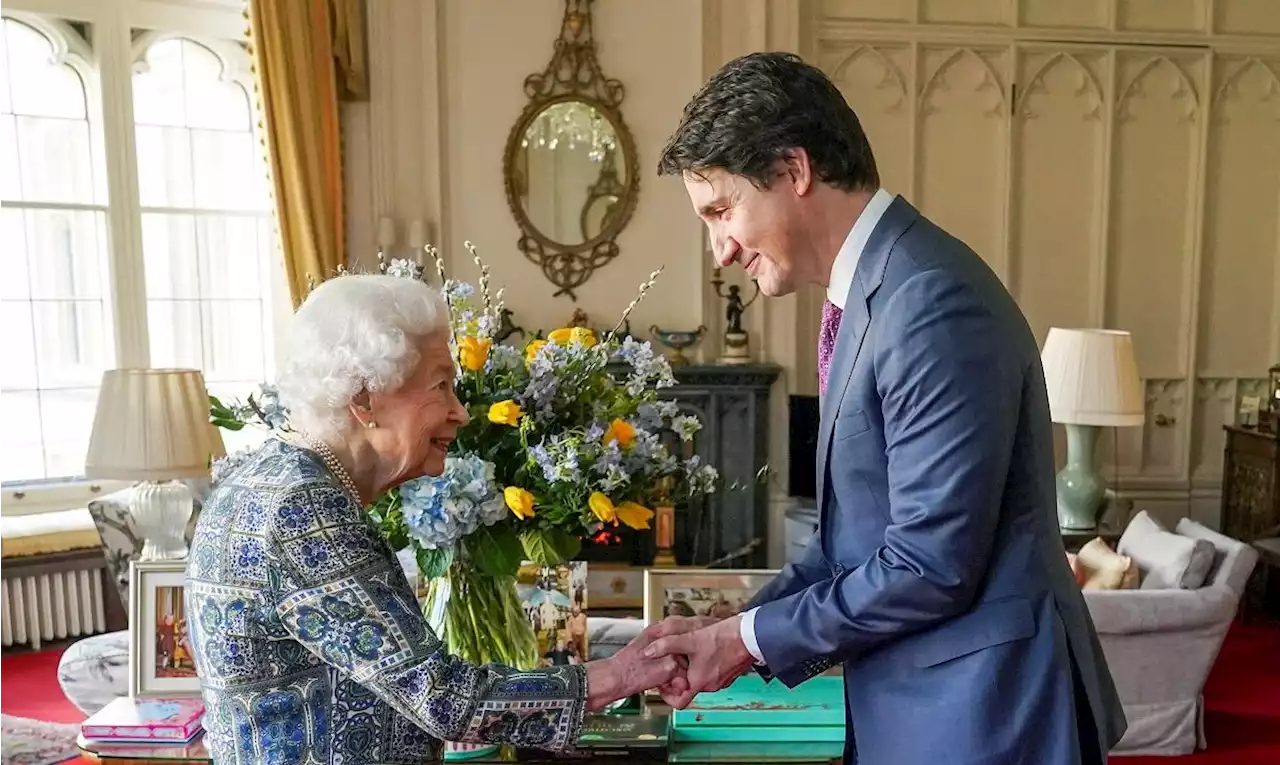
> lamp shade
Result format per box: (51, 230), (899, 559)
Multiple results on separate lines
(1040, 328), (1145, 427)
(84, 368), (226, 481)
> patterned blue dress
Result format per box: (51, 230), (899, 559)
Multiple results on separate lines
(185, 439), (588, 764)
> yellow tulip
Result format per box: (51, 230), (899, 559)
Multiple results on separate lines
(487, 400), (523, 427)
(570, 327), (597, 347)
(504, 486), (535, 520)
(524, 339), (548, 363)
(548, 327), (574, 345)
(615, 501), (655, 530)
(588, 492), (617, 524)
(602, 418), (636, 448)
(457, 336), (491, 372)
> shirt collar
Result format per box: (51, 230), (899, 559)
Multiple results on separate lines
(826, 188), (894, 309)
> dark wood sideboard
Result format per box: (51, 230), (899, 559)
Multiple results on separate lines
(1221, 426), (1280, 543)
(1221, 426), (1280, 619)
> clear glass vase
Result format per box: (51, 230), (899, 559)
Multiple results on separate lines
(422, 561), (538, 670)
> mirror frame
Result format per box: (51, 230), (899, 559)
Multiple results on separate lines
(502, 0), (639, 301)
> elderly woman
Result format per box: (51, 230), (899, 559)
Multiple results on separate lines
(186, 275), (682, 763)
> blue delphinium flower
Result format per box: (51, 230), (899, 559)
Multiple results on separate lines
(401, 454), (505, 550)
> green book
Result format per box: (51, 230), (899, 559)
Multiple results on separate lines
(669, 740), (845, 762)
(576, 709), (668, 748)
(669, 674), (846, 743)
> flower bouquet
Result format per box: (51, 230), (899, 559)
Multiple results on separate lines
(210, 243), (718, 673)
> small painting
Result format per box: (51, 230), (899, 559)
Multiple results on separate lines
(153, 586), (196, 678)
(642, 569), (779, 626)
(130, 560), (201, 697)
(517, 561), (588, 667)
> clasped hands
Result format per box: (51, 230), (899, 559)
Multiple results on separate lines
(586, 615), (756, 711)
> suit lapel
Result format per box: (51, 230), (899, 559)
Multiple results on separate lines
(815, 196), (919, 511)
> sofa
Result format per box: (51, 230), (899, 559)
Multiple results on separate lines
(1082, 513), (1258, 756)
(57, 488), (643, 716)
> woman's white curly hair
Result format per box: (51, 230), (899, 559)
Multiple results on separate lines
(277, 274), (450, 440)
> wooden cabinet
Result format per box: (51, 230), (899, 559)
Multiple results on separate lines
(1220, 426), (1280, 543)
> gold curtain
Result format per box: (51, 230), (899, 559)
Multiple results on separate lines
(247, 0), (368, 308)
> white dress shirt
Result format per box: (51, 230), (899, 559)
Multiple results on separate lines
(738, 187), (895, 666)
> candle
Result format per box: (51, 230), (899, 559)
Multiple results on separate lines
(656, 505), (674, 549)
(408, 220), (426, 250)
(377, 217), (395, 249)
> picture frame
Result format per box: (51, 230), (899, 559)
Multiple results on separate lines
(129, 559), (201, 698)
(642, 568), (779, 626)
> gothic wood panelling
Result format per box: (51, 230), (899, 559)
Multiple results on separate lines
(814, 2), (1279, 525)
(1011, 47), (1108, 342)
(1198, 56), (1280, 376)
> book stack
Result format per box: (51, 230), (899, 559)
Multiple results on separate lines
(80, 697), (205, 746)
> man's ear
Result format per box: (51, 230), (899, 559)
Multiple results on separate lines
(778, 148), (813, 196)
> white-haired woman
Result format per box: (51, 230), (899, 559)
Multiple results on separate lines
(185, 275), (682, 764)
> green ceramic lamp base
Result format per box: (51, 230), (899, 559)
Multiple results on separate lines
(1055, 423), (1106, 532)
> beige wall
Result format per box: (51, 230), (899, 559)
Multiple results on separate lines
(344, 0), (809, 565)
(344, 0), (1280, 552)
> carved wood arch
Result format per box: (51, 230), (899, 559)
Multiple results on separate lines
(1015, 52), (1104, 120)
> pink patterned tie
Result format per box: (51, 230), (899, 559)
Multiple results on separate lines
(818, 299), (843, 395)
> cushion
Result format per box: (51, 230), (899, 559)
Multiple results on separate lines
(1118, 511), (1216, 590)
(1075, 537), (1138, 590)
(56, 630), (130, 716)
(0, 508), (101, 558)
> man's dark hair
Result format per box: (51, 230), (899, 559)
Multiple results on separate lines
(657, 52), (879, 191)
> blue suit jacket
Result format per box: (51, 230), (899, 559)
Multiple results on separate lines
(749, 197), (1126, 765)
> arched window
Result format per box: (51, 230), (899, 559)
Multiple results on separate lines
(0, 16), (112, 482)
(131, 35), (276, 456)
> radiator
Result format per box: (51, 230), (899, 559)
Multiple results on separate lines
(1, 569), (107, 650)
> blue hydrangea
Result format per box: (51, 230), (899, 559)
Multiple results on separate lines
(400, 454), (506, 549)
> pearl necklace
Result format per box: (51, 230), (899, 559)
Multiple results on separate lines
(294, 431), (363, 503)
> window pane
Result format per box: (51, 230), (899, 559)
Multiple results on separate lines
(1, 390), (46, 481)
(147, 299), (203, 369)
(25, 209), (106, 299)
(183, 41), (250, 131)
(31, 299), (108, 388)
(0, 115), (19, 200)
(1, 301), (38, 389)
(191, 130), (259, 210)
(197, 215), (265, 299)
(142, 213), (199, 299)
(1, 207), (30, 299)
(136, 125), (194, 208)
(203, 300), (267, 383)
(0, 20), (11, 115)
(131, 37), (186, 127)
(39, 387), (99, 479)
(15, 116), (94, 203)
(5, 20), (86, 120)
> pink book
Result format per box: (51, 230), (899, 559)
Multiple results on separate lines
(80, 697), (205, 743)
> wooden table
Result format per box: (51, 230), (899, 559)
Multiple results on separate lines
(78, 724), (843, 763)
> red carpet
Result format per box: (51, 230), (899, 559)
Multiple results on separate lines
(0, 644), (84, 724)
(3, 625), (1278, 761)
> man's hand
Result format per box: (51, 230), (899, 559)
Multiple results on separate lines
(584, 622), (689, 711)
(644, 614), (755, 709)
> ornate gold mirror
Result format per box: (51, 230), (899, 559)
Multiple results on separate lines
(503, 0), (638, 300)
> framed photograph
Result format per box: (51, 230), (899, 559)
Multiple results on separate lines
(129, 559), (201, 698)
(516, 561), (589, 667)
(642, 568), (779, 626)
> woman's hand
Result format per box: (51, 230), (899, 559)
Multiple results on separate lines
(584, 623), (689, 711)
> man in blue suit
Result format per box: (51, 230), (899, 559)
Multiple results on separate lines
(646, 52), (1126, 764)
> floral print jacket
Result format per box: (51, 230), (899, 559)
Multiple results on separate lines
(186, 439), (588, 764)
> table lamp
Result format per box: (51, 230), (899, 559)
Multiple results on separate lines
(1040, 328), (1145, 531)
(85, 369), (225, 560)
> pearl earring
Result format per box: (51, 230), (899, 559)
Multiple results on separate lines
(364, 419), (377, 429)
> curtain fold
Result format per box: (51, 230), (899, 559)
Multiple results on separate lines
(247, 0), (365, 307)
